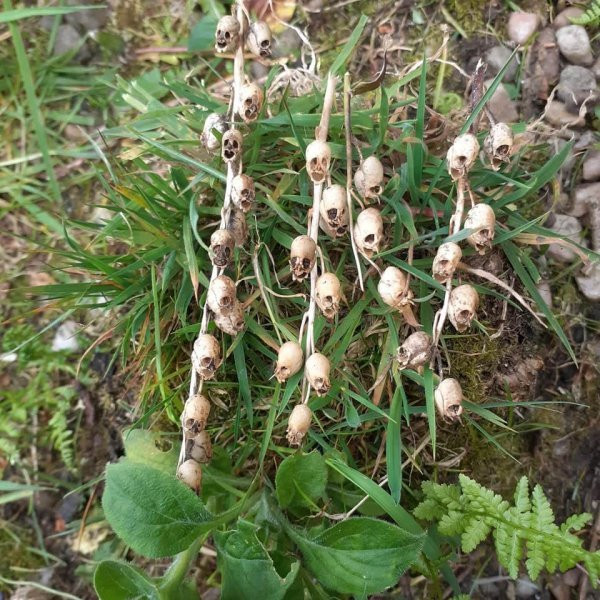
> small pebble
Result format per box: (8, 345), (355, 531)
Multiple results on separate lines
(537, 279), (553, 307)
(54, 24), (91, 62)
(576, 263), (600, 301)
(515, 576), (539, 598)
(573, 183), (600, 217)
(486, 45), (518, 81)
(556, 25), (594, 66)
(52, 320), (80, 352)
(557, 65), (597, 109)
(553, 7), (584, 29)
(507, 12), (540, 45)
(592, 57), (600, 80)
(546, 214), (586, 263)
(485, 79), (519, 122)
(544, 100), (584, 128)
(583, 150), (600, 181)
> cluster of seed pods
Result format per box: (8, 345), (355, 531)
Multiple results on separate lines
(177, 4), (271, 493)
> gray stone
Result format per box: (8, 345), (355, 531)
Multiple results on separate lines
(484, 79), (519, 123)
(515, 577), (539, 598)
(553, 7), (585, 29)
(593, 57), (600, 80)
(272, 28), (302, 59)
(65, 0), (109, 31)
(544, 100), (584, 128)
(572, 182), (600, 216)
(556, 25), (594, 66)
(507, 12), (540, 45)
(546, 214), (586, 263)
(537, 280), (553, 307)
(576, 263), (600, 301)
(583, 150), (600, 181)
(54, 24), (90, 62)
(486, 45), (518, 81)
(557, 65), (597, 109)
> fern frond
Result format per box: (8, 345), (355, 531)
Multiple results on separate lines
(570, 0), (600, 26)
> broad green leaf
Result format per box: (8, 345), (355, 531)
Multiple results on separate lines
(215, 520), (299, 600)
(94, 560), (159, 600)
(275, 451), (327, 509)
(0, 6), (100, 23)
(102, 462), (213, 558)
(287, 517), (424, 595)
(123, 429), (180, 474)
(188, 15), (219, 51)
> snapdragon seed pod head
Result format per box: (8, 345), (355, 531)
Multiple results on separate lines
(177, 459), (202, 493)
(396, 331), (432, 370)
(246, 20), (272, 58)
(215, 15), (240, 53)
(222, 129), (243, 163)
(306, 140), (331, 184)
(305, 352), (331, 396)
(207, 275), (237, 315)
(182, 394), (211, 435)
(192, 334), (222, 380)
(214, 300), (245, 336)
(315, 272), (342, 320)
(188, 430), (213, 464)
(378, 266), (409, 309)
(320, 184), (348, 236)
(354, 207), (384, 258)
(448, 284), (479, 332)
(484, 122), (513, 170)
(446, 133), (480, 180)
(201, 113), (227, 154)
(238, 83), (264, 123)
(289, 235), (316, 281)
(434, 378), (463, 420)
(354, 156), (384, 200)
(274, 341), (304, 383)
(210, 229), (235, 268)
(432, 242), (462, 284)
(227, 208), (248, 247)
(232, 174), (255, 213)
(464, 203), (496, 255)
(286, 404), (312, 445)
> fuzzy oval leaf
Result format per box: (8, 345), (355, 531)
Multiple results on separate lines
(288, 517), (424, 595)
(102, 461), (213, 558)
(94, 560), (159, 600)
(123, 429), (179, 474)
(275, 450), (327, 509)
(215, 520), (299, 600)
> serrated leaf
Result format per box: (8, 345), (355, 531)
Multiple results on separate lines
(275, 450), (327, 510)
(461, 517), (491, 552)
(561, 513), (592, 534)
(494, 522), (522, 579)
(513, 476), (531, 515)
(94, 560), (159, 600)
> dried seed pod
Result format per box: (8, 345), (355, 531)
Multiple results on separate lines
(182, 394), (211, 435)
(305, 352), (331, 396)
(432, 242), (462, 284)
(192, 334), (222, 380)
(315, 272), (342, 319)
(396, 331), (432, 370)
(464, 203), (496, 255)
(274, 341), (304, 383)
(210, 229), (235, 268)
(448, 284), (479, 332)
(446, 133), (480, 180)
(215, 15), (240, 53)
(231, 174), (255, 213)
(354, 156), (384, 200)
(378, 266), (409, 310)
(201, 113), (227, 154)
(484, 122), (513, 170)
(177, 459), (202, 493)
(222, 129), (243, 163)
(305, 140), (331, 184)
(238, 83), (264, 123)
(214, 300), (245, 336)
(286, 404), (312, 445)
(246, 20), (272, 58)
(320, 184), (348, 237)
(188, 430), (213, 464)
(434, 378), (463, 420)
(227, 208), (248, 247)
(289, 235), (317, 281)
(354, 207), (384, 258)
(207, 275), (237, 315)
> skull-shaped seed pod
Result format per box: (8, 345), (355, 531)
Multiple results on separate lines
(432, 242), (462, 284)
(274, 341), (304, 383)
(305, 352), (331, 396)
(289, 235), (317, 281)
(238, 83), (264, 123)
(210, 229), (236, 268)
(396, 331), (432, 370)
(177, 459), (202, 493)
(214, 300), (245, 336)
(207, 275), (237, 315)
(464, 203), (496, 255)
(483, 122), (513, 170)
(320, 185), (348, 236)
(192, 334), (222, 380)
(434, 378), (464, 420)
(446, 133), (480, 180)
(377, 266), (409, 310)
(231, 174), (255, 213)
(222, 129), (243, 163)
(354, 156), (385, 200)
(315, 272), (342, 320)
(354, 207), (384, 258)
(182, 394), (211, 436)
(188, 430), (213, 464)
(448, 284), (479, 333)
(305, 140), (331, 184)
(215, 15), (240, 54)
(286, 404), (312, 445)
(227, 207), (248, 247)
(201, 113), (227, 154)
(246, 20), (272, 58)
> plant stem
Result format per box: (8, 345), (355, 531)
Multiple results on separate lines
(158, 537), (204, 598)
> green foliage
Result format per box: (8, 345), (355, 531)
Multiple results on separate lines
(275, 450), (327, 509)
(570, 1), (600, 26)
(414, 475), (600, 585)
(94, 561), (160, 600)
